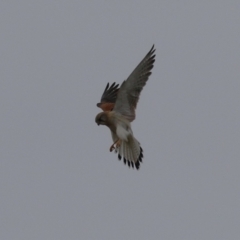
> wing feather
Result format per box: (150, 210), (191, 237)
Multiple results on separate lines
(113, 45), (156, 121)
(97, 82), (119, 111)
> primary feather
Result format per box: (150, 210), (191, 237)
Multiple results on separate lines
(113, 45), (156, 122)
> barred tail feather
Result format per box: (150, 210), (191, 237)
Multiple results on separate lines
(117, 136), (143, 170)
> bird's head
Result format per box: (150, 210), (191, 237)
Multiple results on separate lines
(95, 112), (108, 126)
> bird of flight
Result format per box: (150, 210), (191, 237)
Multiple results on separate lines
(95, 45), (156, 169)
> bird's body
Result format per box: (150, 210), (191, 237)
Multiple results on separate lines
(95, 45), (156, 169)
(96, 111), (130, 138)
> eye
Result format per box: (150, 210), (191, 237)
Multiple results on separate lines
(99, 117), (105, 122)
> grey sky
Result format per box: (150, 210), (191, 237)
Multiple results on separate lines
(1, 1), (240, 239)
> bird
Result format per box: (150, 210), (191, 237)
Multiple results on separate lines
(95, 45), (156, 169)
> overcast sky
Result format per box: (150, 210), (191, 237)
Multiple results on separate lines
(1, 1), (240, 240)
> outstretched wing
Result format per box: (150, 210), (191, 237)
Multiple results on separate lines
(113, 45), (156, 121)
(97, 82), (119, 111)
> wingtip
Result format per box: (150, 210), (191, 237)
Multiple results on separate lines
(150, 44), (156, 54)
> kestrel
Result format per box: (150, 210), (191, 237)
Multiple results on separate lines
(95, 45), (156, 169)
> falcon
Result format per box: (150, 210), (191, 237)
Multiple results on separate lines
(95, 45), (156, 169)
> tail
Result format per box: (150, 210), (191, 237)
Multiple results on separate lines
(116, 135), (143, 170)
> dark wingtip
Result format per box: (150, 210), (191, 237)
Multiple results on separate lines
(150, 44), (155, 53)
(100, 82), (120, 104)
(104, 82), (110, 91)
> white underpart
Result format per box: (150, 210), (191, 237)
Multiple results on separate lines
(116, 124), (131, 142)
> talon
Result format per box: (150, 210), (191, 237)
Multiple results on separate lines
(110, 144), (115, 152)
(109, 139), (121, 152)
(116, 139), (121, 148)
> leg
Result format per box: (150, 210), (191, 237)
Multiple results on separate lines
(116, 139), (121, 148)
(109, 139), (121, 152)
